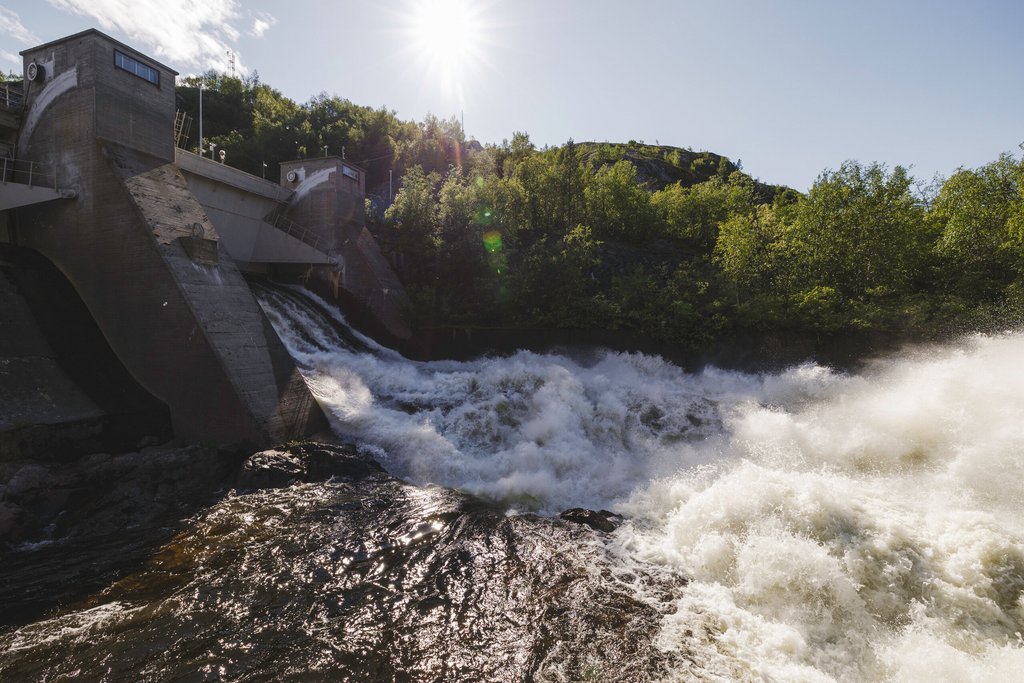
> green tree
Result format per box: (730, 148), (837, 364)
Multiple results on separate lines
(651, 173), (755, 249)
(507, 138), (589, 240)
(585, 160), (655, 242)
(930, 153), (1024, 297)
(714, 202), (796, 299)
(384, 166), (441, 285)
(503, 132), (536, 175)
(789, 161), (928, 299)
(607, 265), (715, 350)
(547, 139), (589, 233)
(508, 225), (603, 327)
(393, 113), (465, 177)
(474, 174), (530, 250)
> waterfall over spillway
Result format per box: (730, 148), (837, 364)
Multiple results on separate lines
(255, 285), (1024, 681)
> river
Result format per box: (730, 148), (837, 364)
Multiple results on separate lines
(2, 285), (1022, 681)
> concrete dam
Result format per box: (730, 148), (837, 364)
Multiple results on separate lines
(0, 29), (410, 453)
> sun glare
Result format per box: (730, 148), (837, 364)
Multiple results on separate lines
(407, 0), (485, 97)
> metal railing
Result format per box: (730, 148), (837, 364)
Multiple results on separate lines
(0, 83), (24, 110)
(1, 156), (59, 191)
(265, 206), (325, 251)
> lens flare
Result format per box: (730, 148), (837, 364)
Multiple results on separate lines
(482, 230), (502, 253)
(475, 205), (495, 226)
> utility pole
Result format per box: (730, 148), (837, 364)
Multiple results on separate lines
(198, 84), (203, 157)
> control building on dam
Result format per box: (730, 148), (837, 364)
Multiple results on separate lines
(0, 29), (411, 452)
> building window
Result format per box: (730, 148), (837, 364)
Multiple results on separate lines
(114, 49), (160, 86)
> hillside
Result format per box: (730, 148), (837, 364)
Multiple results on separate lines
(181, 72), (1024, 362)
(576, 141), (787, 203)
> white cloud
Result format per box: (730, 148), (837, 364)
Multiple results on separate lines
(0, 7), (41, 45)
(0, 48), (21, 69)
(250, 11), (276, 39)
(46, 0), (250, 73)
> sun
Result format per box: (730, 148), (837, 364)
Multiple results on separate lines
(411, 0), (478, 66)
(406, 0), (485, 97)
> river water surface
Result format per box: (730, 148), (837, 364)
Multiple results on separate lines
(2, 286), (1023, 681)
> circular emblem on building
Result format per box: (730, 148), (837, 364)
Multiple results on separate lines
(27, 61), (45, 82)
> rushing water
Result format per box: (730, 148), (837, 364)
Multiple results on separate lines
(255, 286), (1024, 681)
(3, 285), (1023, 681)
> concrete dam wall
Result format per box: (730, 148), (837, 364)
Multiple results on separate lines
(0, 29), (408, 449)
(0, 244), (171, 459)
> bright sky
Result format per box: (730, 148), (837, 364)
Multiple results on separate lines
(1, 0), (1021, 191)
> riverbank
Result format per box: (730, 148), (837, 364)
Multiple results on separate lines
(407, 324), (919, 372)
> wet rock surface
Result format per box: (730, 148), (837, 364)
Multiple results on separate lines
(0, 442), (241, 625)
(560, 507), (624, 533)
(0, 442), (694, 681)
(236, 441), (385, 490)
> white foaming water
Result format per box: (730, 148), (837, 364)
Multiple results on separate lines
(618, 335), (1024, 681)
(257, 287), (1024, 681)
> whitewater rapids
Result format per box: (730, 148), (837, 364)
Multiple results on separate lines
(256, 286), (1024, 682)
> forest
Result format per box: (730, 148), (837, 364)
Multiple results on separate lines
(177, 73), (1024, 355)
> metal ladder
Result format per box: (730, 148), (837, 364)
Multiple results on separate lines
(173, 110), (193, 150)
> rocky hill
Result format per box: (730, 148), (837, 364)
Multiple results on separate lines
(576, 141), (791, 202)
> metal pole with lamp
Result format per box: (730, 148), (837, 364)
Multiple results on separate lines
(198, 83), (204, 157)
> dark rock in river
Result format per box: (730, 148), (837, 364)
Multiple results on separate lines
(560, 507), (624, 532)
(236, 441), (385, 490)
